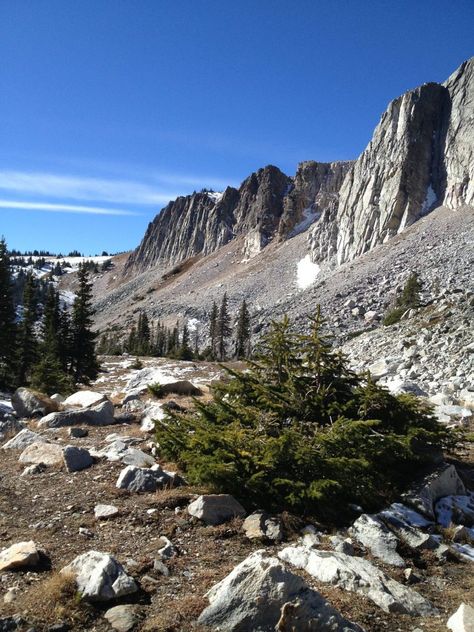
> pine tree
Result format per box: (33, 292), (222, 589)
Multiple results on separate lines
(209, 301), (218, 359)
(0, 238), (17, 389)
(136, 311), (151, 355)
(235, 299), (251, 359)
(179, 324), (193, 360)
(216, 293), (231, 361)
(17, 272), (38, 385)
(71, 265), (99, 383)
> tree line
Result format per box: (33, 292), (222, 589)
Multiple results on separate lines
(98, 293), (252, 362)
(0, 238), (99, 394)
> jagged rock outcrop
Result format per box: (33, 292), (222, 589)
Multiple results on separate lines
(124, 162), (350, 272)
(310, 57), (474, 265)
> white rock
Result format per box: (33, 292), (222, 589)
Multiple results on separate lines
(94, 504), (119, 519)
(18, 441), (63, 466)
(0, 541), (40, 571)
(2, 429), (47, 450)
(447, 603), (474, 632)
(279, 546), (436, 615)
(349, 513), (404, 566)
(404, 464), (466, 518)
(188, 494), (246, 525)
(61, 551), (137, 602)
(63, 390), (106, 409)
(435, 492), (474, 527)
(198, 550), (363, 631)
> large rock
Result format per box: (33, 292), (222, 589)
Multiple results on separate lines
(104, 605), (139, 632)
(188, 494), (246, 525)
(2, 428), (46, 450)
(11, 387), (59, 418)
(447, 603), (474, 632)
(243, 512), (283, 542)
(349, 514), (405, 566)
(116, 464), (181, 492)
(0, 541), (40, 571)
(403, 464), (466, 518)
(379, 509), (438, 550)
(97, 439), (155, 467)
(38, 399), (115, 427)
(279, 546), (436, 615)
(18, 441), (63, 466)
(435, 493), (474, 528)
(61, 551), (137, 602)
(63, 390), (107, 409)
(62, 445), (93, 472)
(198, 550), (363, 631)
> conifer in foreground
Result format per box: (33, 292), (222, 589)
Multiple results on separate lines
(156, 309), (457, 524)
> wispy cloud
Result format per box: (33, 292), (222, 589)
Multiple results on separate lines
(0, 200), (142, 216)
(0, 170), (179, 206)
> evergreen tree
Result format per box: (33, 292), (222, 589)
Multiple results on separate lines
(0, 238), (17, 389)
(209, 301), (218, 359)
(17, 272), (38, 385)
(216, 293), (231, 361)
(136, 311), (151, 355)
(70, 265), (99, 383)
(179, 324), (193, 360)
(235, 299), (251, 359)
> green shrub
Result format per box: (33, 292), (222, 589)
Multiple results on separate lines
(147, 382), (164, 398)
(156, 310), (457, 524)
(383, 272), (423, 326)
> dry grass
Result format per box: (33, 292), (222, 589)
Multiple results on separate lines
(14, 570), (92, 627)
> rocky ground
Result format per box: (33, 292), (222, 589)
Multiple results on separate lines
(0, 356), (474, 632)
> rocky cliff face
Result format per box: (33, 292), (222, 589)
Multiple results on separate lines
(125, 162), (350, 272)
(310, 57), (474, 265)
(126, 58), (473, 275)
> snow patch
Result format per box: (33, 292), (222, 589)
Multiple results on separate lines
(296, 255), (320, 289)
(290, 207), (321, 237)
(421, 184), (437, 215)
(206, 191), (223, 203)
(187, 318), (200, 332)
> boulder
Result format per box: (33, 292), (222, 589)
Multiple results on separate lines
(140, 403), (165, 433)
(458, 389), (474, 410)
(62, 445), (93, 472)
(198, 550), (363, 631)
(99, 440), (155, 467)
(68, 427), (88, 438)
(11, 387), (59, 418)
(63, 390), (107, 409)
(243, 512), (283, 542)
(435, 493), (474, 527)
(279, 546), (436, 615)
(379, 510), (438, 550)
(349, 513), (404, 566)
(403, 464), (466, 518)
(188, 494), (246, 525)
(2, 428), (46, 450)
(447, 603), (474, 632)
(18, 441), (63, 466)
(61, 551), (137, 602)
(38, 400), (115, 427)
(95, 504), (119, 520)
(116, 464), (181, 492)
(0, 541), (40, 571)
(104, 605), (139, 632)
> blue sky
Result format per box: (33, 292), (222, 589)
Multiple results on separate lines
(1, 0), (473, 255)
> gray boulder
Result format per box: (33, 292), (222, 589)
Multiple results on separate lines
(18, 441), (63, 466)
(447, 603), (474, 632)
(349, 513), (405, 567)
(403, 464), (466, 518)
(198, 550), (363, 631)
(243, 512), (283, 542)
(0, 540), (41, 571)
(188, 494), (246, 525)
(104, 605), (139, 632)
(279, 546), (436, 615)
(435, 492), (474, 527)
(11, 387), (59, 418)
(61, 551), (137, 602)
(2, 428), (46, 450)
(38, 400), (115, 427)
(62, 445), (93, 472)
(116, 464), (181, 492)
